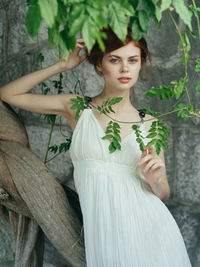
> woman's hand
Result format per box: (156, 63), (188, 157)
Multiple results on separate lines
(137, 146), (166, 186)
(58, 38), (87, 72)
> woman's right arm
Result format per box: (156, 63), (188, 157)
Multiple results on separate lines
(0, 39), (86, 121)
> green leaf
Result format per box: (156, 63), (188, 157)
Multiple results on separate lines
(38, 0), (58, 28)
(121, 1), (135, 16)
(108, 1), (129, 42)
(101, 134), (113, 140)
(147, 139), (157, 146)
(172, 0), (192, 31)
(195, 57), (200, 72)
(175, 103), (188, 121)
(108, 105), (115, 113)
(140, 0), (156, 17)
(160, 0), (172, 12)
(60, 24), (76, 51)
(105, 129), (112, 134)
(132, 124), (139, 131)
(130, 17), (144, 42)
(148, 105), (153, 115)
(70, 103), (80, 110)
(196, 80), (200, 93)
(25, 2), (42, 38)
(155, 141), (161, 155)
(114, 132), (121, 142)
(128, 0), (139, 9)
(109, 142), (116, 153)
(109, 97), (123, 105)
(139, 141), (145, 152)
(138, 10), (149, 33)
(158, 140), (167, 150)
(75, 109), (80, 120)
(82, 18), (96, 53)
(174, 77), (187, 100)
(146, 85), (175, 100)
(187, 105), (193, 112)
(146, 132), (157, 138)
(113, 122), (120, 129)
(68, 4), (87, 36)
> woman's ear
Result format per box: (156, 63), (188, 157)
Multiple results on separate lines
(96, 63), (103, 72)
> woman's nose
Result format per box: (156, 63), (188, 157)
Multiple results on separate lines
(120, 63), (129, 73)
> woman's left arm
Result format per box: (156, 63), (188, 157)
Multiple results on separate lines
(138, 145), (170, 203)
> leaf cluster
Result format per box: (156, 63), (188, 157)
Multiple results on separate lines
(132, 124), (145, 152)
(97, 97), (122, 115)
(25, 0), (193, 55)
(146, 120), (170, 155)
(49, 138), (71, 154)
(70, 96), (91, 120)
(102, 121), (122, 153)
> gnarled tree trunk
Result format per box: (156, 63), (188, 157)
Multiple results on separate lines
(0, 100), (86, 267)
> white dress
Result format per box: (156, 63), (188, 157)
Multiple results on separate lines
(69, 108), (192, 267)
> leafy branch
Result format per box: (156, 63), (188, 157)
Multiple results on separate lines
(101, 121), (122, 153)
(24, 0), (200, 158)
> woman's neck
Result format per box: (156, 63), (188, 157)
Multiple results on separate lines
(92, 87), (135, 113)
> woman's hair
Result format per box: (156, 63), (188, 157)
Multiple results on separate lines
(86, 25), (152, 76)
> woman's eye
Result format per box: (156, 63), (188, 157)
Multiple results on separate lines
(110, 59), (119, 63)
(129, 59), (138, 63)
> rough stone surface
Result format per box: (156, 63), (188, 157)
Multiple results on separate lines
(0, 0), (200, 266)
(0, 218), (14, 264)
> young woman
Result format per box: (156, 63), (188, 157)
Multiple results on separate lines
(0, 26), (192, 266)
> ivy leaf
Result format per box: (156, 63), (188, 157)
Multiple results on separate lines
(82, 18), (96, 53)
(195, 57), (200, 72)
(108, 1), (129, 42)
(172, 0), (192, 31)
(196, 80), (200, 93)
(68, 4), (87, 36)
(25, 2), (42, 38)
(160, 0), (172, 12)
(38, 0), (58, 28)
(130, 17), (144, 42)
(140, 0), (156, 17)
(121, 1), (135, 17)
(138, 10), (149, 33)
(128, 0), (139, 9)
(60, 24), (76, 51)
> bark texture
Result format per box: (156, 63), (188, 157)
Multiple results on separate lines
(0, 100), (86, 267)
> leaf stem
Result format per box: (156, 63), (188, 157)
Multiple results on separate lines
(88, 103), (186, 124)
(192, 0), (200, 48)
(167, 9), (192, 106)
(168, 72), (198, 112)
(45, 150), (63, 163)
(44, 119), (56, 164)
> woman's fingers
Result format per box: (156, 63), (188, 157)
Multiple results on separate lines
(142, 158), (159, 173)
(138, 154), (154, 166)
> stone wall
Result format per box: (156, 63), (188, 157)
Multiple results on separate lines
(0, 0), (200, 266)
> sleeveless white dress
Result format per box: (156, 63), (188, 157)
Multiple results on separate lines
(69, 108), (192, 267)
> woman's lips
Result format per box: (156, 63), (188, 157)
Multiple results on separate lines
(118, 77), (132, 83)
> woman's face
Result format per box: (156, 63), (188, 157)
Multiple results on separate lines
(97, 41), (141, 91)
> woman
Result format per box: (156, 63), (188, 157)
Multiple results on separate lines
(0, 26), (192, 266)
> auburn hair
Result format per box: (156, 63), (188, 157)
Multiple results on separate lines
(86, 25), (152, 76)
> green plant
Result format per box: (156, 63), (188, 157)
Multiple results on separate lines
(25, 0), (200, 156)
